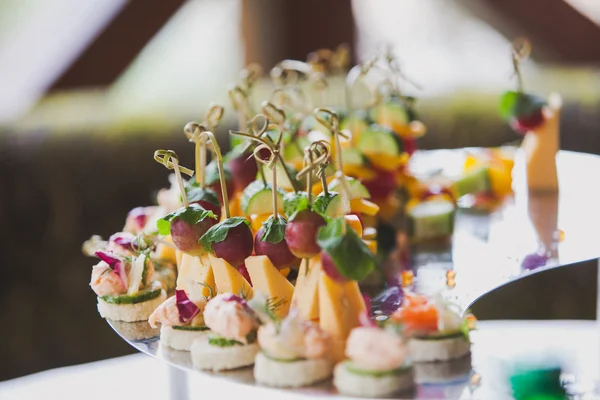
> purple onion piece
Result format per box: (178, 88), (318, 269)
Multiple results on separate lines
(95, 251), (120, 268)
(128, 207), (148, 229)
(372, 286), (404, 316)
(109, 232), (135, 250)
(175, 290), (200, 323)
(521, 253), (549, 271)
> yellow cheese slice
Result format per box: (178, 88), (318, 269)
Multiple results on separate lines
(290, 256), (322, 321)
(208, 254), (253, 299)
(176, 254), (215, 298)
(363, 239), (377, 254)
(350, 198), (380, 217)
(175, 249), (183, 270)
(154, 236), (177, 264)
(318, 274), (366, 362)
(521, 93), (561, 193)
(245, 255), (295, 318)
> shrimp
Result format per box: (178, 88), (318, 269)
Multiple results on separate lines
(203, 295), (258, 344)
(90, 262), (126, 296)
(148, 296), (180, 328)
(346, 327), (407, 371)
(303, 323), (331, 359)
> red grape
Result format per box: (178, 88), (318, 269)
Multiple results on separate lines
(191, 200), (222, 222)
(362, 169), (397, 201)
(209, 179), (234, 203)
(254, 226), (299, 269)
(285, 210), (326, 259)
(511, 109), (544, 134)
(320, 251), (347, 282)
(170, 216), (214, 256)
(228, 152), (258, 192)
(212, 223), (254, 266)
(237, 263), (252, 285)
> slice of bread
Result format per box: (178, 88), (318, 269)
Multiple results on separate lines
(97, 290), (166, 322)
(333, 361), (414, 398)
(408, 336), (470, 362)
(191, 339), (259, 371)
(160, 325), (210, 351)
(254, 352), (333, 388)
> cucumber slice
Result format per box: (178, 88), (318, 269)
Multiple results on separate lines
(283, 191), (308, 217)
(341, 148), (365, 167)
(346, 362), (412, 378)
(357, 125), (402, 156)
(377, 99), (411, 128)
(453, 166), (490, 197)
(313, 192), (345, 218)
(414, 330), (464, 341)
(407, 200), (455, 240)
(172, 325), (210, 332)
(257, 163), (299, 192)
(340, 115), (370, 137)
(241, 180), (285, 215)
(99, 287), (162, 305)
(328, 176), (370, 199)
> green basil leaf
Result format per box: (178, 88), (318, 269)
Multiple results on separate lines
(317, 217), (375, 281)
(260, 215), (287, 244)
(499, 91), (520, 120)
(499, 91), (546, 121)
(186, 187), (220, 207)
(157, 204), (217, 236)
(199, 217), (251, 252)
(283, 191), (309, 220)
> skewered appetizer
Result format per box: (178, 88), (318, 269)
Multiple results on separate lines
(148, 289), (211, 351)
(391, 293), (473, 362)
(333, 323), (414, 397)
(90, 250), (166, 322)
(191, 293), (260, 371)
(250, 295), (333, 388)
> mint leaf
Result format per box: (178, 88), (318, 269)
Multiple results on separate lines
(186, 187), (220, 207)
(260, 215), (287, 244)
(500, 91), (546, 121)
(157, 204), (217, 236)
(313, 192), (340, 218)
(283, 191), (309, 219)
(199, 217), (251, 252)
(317, 217), (375, 281)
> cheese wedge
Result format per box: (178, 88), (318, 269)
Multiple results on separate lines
(350, 198), (380, 217)
(177, 254), (215, 298)
(154, 235), (177, 264)
(208, 254), (253, 299)
(319, 274), (366, 362)
(245, 255), (294, 318)
(521, 93), (561, 193)
(175, 249), (183, 269)
(290, 257), (322, 321)
(344, 214), (363, 237)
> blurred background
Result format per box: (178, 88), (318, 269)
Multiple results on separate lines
(1, 0), (599, 382)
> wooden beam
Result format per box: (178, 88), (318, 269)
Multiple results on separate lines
(461, 0), (600, 62)
(241, 0), (355, 69)
(50, 0), (186, 90)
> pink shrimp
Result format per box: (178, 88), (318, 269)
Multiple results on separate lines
(303, 323), (331, 359)
(203, 294), (258, 344)
(90, 262), (126, 296)
(148, 296), (180, 328)
(346, 327), (407, 371)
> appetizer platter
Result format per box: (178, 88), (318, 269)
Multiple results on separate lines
(84, 42), (600, 399)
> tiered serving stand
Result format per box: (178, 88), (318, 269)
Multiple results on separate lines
(108, 150), (600, 399)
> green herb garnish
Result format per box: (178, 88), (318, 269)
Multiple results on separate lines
(283, 191), (309, 219)
(260, 215), (287, 244)
(186, 187), (220, 207)
(199, 217), (251, 252)
(317, 217), (375, 281)
(499, 91), (546, 122)
(157, 204), (217, 236)
(172, 325), (210, 332)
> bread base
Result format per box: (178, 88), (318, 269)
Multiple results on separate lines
(97, 291), (166, 322)
(191, 339), (259, 371)
(408, 336), (471, 362)
(161, 325), (210, 351)
(333, 361), (414, 398)
(254, 352), (333, 388)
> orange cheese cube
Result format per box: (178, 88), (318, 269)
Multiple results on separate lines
(245, 255), (295, 318)
(154, 235), (177, 264)
(344, 214), (363, 237)
(363, 239), (377, 254)
(250, 213), (272, 236)
(175, 249), (184, 270)
(343, 164), (377, 181)
(363, 152), (408, 172)
(208, 254), (253, 299)
(290, 257), (322, 321)
(350, 198), (380, 217)
(319, 274), (366, 361)
(280, 268), (290, 278)
(177, 254), (215, 298)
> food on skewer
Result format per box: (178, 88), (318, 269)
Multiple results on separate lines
(391, 293), (474, 362)
(191, 293), (260, 371)
(90, 250), (166, 322)
(250, 295), (333, 388)
(333, 323), (414, 397)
